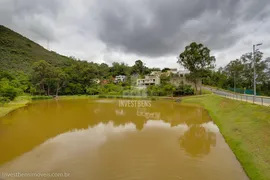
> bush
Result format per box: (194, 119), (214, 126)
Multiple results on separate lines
(183, 85), (194, 95)
(98, 95), (106, 98)
(0, 86), (19, 100)
(173, 85), (194, 96)
(108, 91), (120, 95)
(86, 87), (99, 95)
(0, 78), (21, 101)
(0, 96), (10, 106)
(31, 96), (53, 100)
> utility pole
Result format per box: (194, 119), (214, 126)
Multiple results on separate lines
(234, 72), (236, 98)
(253, 43), (262, 103)
(253, 44), (256, 103)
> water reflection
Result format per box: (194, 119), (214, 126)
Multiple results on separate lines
(0, 120), (247, 180)
(0, 120), (206, 178)
(0, 100), (213, 165)
(179, 123), (216, 157)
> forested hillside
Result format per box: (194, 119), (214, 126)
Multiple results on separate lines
(0, 25), (74, 73)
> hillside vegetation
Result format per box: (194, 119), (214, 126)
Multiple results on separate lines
(0, 25), (74, 73)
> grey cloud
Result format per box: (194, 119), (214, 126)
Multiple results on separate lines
(95, 0), (270, 57)
(1, 0), (270, 66)
(0, 0), (61, 41)
(13, 0), (60, 17)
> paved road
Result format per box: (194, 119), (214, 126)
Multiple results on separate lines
(203, 86), (270, 106)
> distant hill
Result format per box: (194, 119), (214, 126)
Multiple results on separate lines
(0, 25), (74, 73)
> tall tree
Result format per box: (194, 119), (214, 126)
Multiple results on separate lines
(240, 51), (267, 89)
(110, 62), (130, 76)
(53, 68), (68, 96)
(32, 60), (54, 95)
(178, 42), (216, 94)
(131, 60), (146, 75)
(223, 59), (244, 89)
(98, 63), (110, 78)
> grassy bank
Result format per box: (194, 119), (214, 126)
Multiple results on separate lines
(201, 88), (213, 94)
(182, 94), (270, 180)
(0, 96), (31, 118)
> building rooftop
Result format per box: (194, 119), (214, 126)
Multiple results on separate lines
(178, 69), (190, 74)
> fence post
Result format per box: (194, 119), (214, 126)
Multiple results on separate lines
(246, 95), (247, 102)
(241, 95), (242, 101)
(262, 97), (263, 106)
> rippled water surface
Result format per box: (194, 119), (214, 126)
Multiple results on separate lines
(0, 99), (248, 180)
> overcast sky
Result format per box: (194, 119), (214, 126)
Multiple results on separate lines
(1, 0), (270, 69)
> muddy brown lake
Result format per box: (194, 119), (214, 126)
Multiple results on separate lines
(0, 99), (248, 180)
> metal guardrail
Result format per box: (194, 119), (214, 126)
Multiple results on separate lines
(212, 89), (270, 106)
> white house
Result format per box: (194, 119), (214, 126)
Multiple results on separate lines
(137, 75), (160, 86)
(92, 78), (100, 84)
(170, 68), (178, 74)
(114, 75), (127, 83)
(162, 68), (178, 76)
(150, 71), (162, 77)
(177, 70), (189, 77)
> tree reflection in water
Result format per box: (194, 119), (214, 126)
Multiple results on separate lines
(179, 124), (216, 157)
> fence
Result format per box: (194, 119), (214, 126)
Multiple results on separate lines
(227, 88), (260, 95)
(212, 89), (270, 106)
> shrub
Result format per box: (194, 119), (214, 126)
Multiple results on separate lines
(31, 96), (53, 100)
(86, 87), (99, 95)
(0, 96), (10, 106)
(0, 86), (19, 100)
(108, 91), (120, 95)
(98, 95), (106, 98)
(0, 78), (21, 101)
(173, 84), (194, 96)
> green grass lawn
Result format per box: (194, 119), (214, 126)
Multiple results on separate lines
(0, 96), (31, 118)
(201, 88), (213, 94)
(182, 94), (270, 180)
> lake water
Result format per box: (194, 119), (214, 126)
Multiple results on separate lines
(0, 99), (248, 180)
